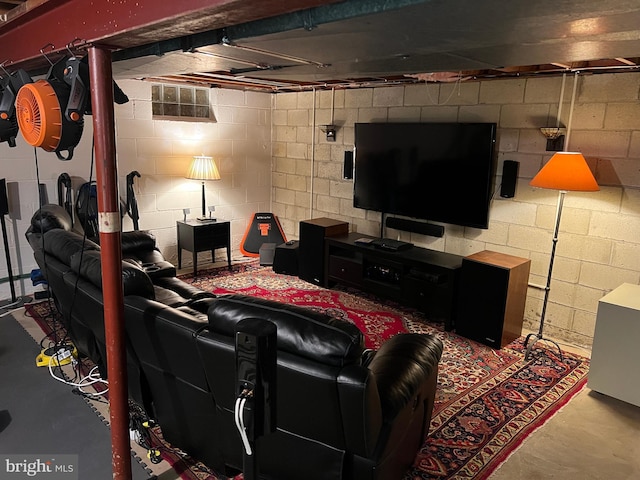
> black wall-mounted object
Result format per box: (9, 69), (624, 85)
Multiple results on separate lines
(546, 136), (565, 152)
(354, 122), (497, 229)
(385, 216), (444, 237)
(38, 183), (49, 206)
(0, 178), (8, 215)
(1, 178), (16, 301)
(0, 69), (32, 148)
(500, 160), (519, 198)
(343, 151), (354, 180)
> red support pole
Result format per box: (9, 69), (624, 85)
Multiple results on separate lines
(87, 45), (132, 480)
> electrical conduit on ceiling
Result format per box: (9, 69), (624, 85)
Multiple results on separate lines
(565, 72), (580, 150)
(556, 73), (566, 130)
(310, 87), (316, 219)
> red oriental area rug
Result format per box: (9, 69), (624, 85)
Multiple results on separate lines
(25, 261), (590, 480)
(177, 262), (590, 480)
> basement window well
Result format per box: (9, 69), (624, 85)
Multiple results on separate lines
(152, 84), (211, 120)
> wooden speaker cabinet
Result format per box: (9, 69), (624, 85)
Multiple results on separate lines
(299, 218), (348, 286)
(456, 250), (531, 348)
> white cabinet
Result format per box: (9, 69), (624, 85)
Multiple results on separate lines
(588, 283), (640, 407)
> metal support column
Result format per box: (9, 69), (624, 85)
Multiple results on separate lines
(88, 45), (132, 480)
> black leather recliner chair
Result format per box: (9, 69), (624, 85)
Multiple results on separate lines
(125, 293), (443, 480)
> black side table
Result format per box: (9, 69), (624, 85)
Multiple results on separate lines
(177, 220), (231, 276)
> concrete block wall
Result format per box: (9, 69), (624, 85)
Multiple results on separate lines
(0, 79), (271, 300)
(112, 80), (272, 265)
(271, 72), (640, 348)
(3, 72), (639, 348)
(0, 118), (98, 302)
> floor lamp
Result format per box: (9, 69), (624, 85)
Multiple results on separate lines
(187, 155), (221, 221)
(525, 151), (599, 360)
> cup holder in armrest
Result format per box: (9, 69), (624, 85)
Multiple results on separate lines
(132, 259), (177, 280)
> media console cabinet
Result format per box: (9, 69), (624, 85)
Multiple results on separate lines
(324, 232), (463, 330)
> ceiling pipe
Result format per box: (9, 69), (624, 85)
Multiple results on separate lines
(565, 72), (579, 150)
(87, 45), (132, 480)
(310, 86), (316, 219)
(556, 73), (566, 129)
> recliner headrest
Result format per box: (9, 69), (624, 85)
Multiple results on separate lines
(206, 294), (365, 367)
(28, 204), (73, 234)
(42, 228), (99, 265)
(69, 249), (155, 300)
(121, 230), (157, 254)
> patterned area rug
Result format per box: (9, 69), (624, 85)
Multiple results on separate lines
(25, 262), (590, 480)
(178, 262), (590, 479)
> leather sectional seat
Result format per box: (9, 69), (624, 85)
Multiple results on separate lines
(26, 204), (444, 480)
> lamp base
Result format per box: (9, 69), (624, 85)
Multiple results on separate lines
(524, 332), (563, 362)
(196, 216), (216, 223)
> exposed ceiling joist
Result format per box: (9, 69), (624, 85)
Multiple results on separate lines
(3, 1), (640, 93)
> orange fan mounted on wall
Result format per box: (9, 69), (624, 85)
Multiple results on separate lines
(16, 56), (84, 160)
(15, 55), (128, 160)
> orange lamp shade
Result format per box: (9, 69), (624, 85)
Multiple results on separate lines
(530, 152), (599, 192)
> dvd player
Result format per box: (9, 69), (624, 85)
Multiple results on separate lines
(371, 238), (413, 252)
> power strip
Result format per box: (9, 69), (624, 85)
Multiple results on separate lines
(55, 348), (72, 362)
(35, 345), (77, 367)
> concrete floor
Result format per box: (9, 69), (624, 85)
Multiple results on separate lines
(490, 339), (640, 480)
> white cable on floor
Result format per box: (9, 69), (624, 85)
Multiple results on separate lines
(48, 352), (109, 397)
(0, 298), (28, 317)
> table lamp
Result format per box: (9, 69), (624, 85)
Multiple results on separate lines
(187, 155), (220, 221)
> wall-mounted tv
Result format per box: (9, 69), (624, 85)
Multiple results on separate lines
(353, 122), (497, 229)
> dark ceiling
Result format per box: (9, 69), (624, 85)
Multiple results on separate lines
(3, 0), (640, 92)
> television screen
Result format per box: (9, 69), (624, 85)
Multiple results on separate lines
(353, 122), (497, 229)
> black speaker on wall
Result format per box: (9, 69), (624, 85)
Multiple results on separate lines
(385, 216), (444, 237)
(343, 151), (354, 180)
(0, 179), (8, 215)
(500, 160), (519, 198)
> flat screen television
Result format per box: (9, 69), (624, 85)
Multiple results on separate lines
(353, 122), (497, 229)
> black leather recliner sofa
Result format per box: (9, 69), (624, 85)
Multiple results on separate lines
(26, 204), (444, 480)
(25, 204), (215, 413)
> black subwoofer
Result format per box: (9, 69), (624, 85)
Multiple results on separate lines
(273, 241), (299, 276)
(259, 243), (276, 266)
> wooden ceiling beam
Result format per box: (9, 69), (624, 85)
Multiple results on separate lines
(0, 0), (339, 73)
(615, 57), (637, 66)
